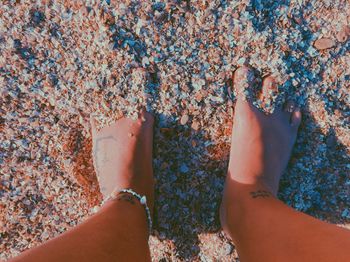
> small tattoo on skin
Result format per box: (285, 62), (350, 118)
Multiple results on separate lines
(250, 190), (272, 199)
(92, 135), (118, 176)
(117, 194), (136, 205)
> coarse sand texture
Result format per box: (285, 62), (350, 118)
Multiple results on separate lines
(1, 1), (349, 260)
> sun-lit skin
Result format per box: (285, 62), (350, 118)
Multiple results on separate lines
(225, 66), (302, 196)
(91, 110), (155, 211)
(220, 66), (350, 262)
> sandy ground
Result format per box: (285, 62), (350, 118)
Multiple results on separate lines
(1, 0), (349, 261)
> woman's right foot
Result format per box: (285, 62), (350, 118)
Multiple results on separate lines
(220, 66), (302, 235)
(91, 110), (155, 210)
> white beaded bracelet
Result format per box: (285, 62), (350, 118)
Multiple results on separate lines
(102, 188), (153, 234)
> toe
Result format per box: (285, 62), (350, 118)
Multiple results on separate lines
(141, 110), (154, 124)
(90, 114), (98, 137)
(138, 109), (155, 129)
(233, 65), (252, 96)
(290, 107), (302, 128)
(232, 66), (262, 117)
(233, 66), (254, 107)
(261, 76), (277, 100)
(282, 100), (296, 121)
(261, 76), (279, 112)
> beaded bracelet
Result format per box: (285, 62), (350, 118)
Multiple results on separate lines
(102, 188), (153, 234)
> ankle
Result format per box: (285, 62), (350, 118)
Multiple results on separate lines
(226, 178), (273, 199)
(229, 169), (280, 196)
(220, 180), (276, 238)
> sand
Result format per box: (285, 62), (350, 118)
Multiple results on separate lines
(1, 0), (349, 261)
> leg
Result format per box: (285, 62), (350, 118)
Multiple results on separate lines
(11, 110), (154, 262)
(220, 66), (350, 262)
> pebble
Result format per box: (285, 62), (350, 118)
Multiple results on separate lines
(191, 121), (200, 131)
(180, 114), (189, 125)
(223, 243), (233, 256)
(41, 231), (49, 239)
(336, 26), (349, 43)
(313, 38), (335, 50)
(142, 56), (150, 66)
(180, 164), (189, 173)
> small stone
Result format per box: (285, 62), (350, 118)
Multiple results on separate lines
(142, 56), (149, 66)
(223, 243), (233, 255)
(92, 206), (100, 213)
(41, 231), (49, 239)
(31, 10), (45, 26)
(342, 209), (350, 218)
(159, 232), (166, 240)
(336, 26), (349, 43)
(191, 141), (197, 148)
(180, 114), (189, 125)
(237, 57), (246, 65)
(313, 37), (335, 50)
(180, 163), (189, 173)
(191, 121), (200, 131)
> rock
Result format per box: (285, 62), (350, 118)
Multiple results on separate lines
(191, 140), (197, 147)
(223, 243), (233, 255)
(336, 26), (349, 43)
(180, 114), (189, 125)
(191, 121), (200, 131)
(313, 38), (335, 50)
(142, 56), (149, 66)
(41, 231), (49, 239)
(180, 163), (189, 173)
(31, 10), (45, 26)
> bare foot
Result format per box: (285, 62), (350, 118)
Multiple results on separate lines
(220, 66), (302, 232)
(91, 110), (154, 210)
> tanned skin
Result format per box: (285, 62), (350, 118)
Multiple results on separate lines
(220, 66), (350, 262)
